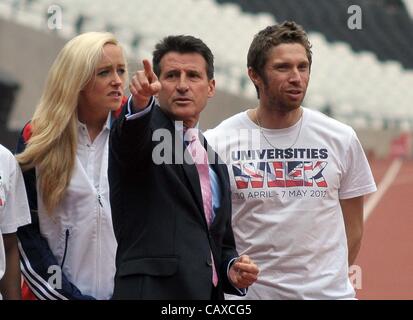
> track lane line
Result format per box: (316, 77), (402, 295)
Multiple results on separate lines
(364, 158), (403, 221)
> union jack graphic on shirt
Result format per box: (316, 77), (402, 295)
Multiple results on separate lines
(232, 160), (328, 189)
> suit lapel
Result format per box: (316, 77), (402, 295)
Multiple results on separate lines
(181, 157), (205, 220)
(152, 106), (205, 220)
(181, 130), (205, 221)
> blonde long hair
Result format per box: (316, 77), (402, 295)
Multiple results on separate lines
(17, 32), (122, 214)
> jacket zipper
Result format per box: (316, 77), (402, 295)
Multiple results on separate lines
(97, 193), (103, 207)
(60, 229), (70, 268)
(96, 192), (103, 295)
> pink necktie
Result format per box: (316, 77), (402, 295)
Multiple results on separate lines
(185, 128), (218, 287)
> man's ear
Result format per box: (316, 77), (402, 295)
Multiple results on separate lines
(207, 79), (216, 98)
(248, 67), (261, 86)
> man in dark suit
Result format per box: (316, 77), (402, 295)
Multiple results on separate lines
(109, 35), (259, 300)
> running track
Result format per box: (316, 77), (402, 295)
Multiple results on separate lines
(355, 158), (413, 299)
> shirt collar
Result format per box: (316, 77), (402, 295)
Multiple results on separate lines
(174, 121), (199, 132)
(174, 121), (200, 142)
(77, 113), (111, 133)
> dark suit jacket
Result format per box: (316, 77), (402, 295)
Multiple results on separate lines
(109, 103), (240, 300)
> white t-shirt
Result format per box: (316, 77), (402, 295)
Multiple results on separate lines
(0, 145), (31, 299)
(205, 108), (377, 299)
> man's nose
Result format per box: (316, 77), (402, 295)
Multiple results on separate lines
(177, 74), (189, 92)
(288, 68), (301, 83)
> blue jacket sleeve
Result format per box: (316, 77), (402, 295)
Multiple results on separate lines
(16, 125), (95, 300)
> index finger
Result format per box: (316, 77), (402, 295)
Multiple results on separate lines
(237, 255), (251, 264)
(236, 262), (259, 274)
(142, 59), (153, 78)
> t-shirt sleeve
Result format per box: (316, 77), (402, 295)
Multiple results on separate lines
(338, 130), (377, 199)
(0, 154), (31, 234)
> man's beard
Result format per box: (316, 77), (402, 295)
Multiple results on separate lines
(262, 75), (305, 113)
(264, 86), (303, 113)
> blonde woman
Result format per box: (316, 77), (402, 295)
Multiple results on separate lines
(16, 32), (127, 300)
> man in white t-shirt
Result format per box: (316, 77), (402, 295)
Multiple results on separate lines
(0, 144), (31, 299)
(205, 21), (376, 299)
